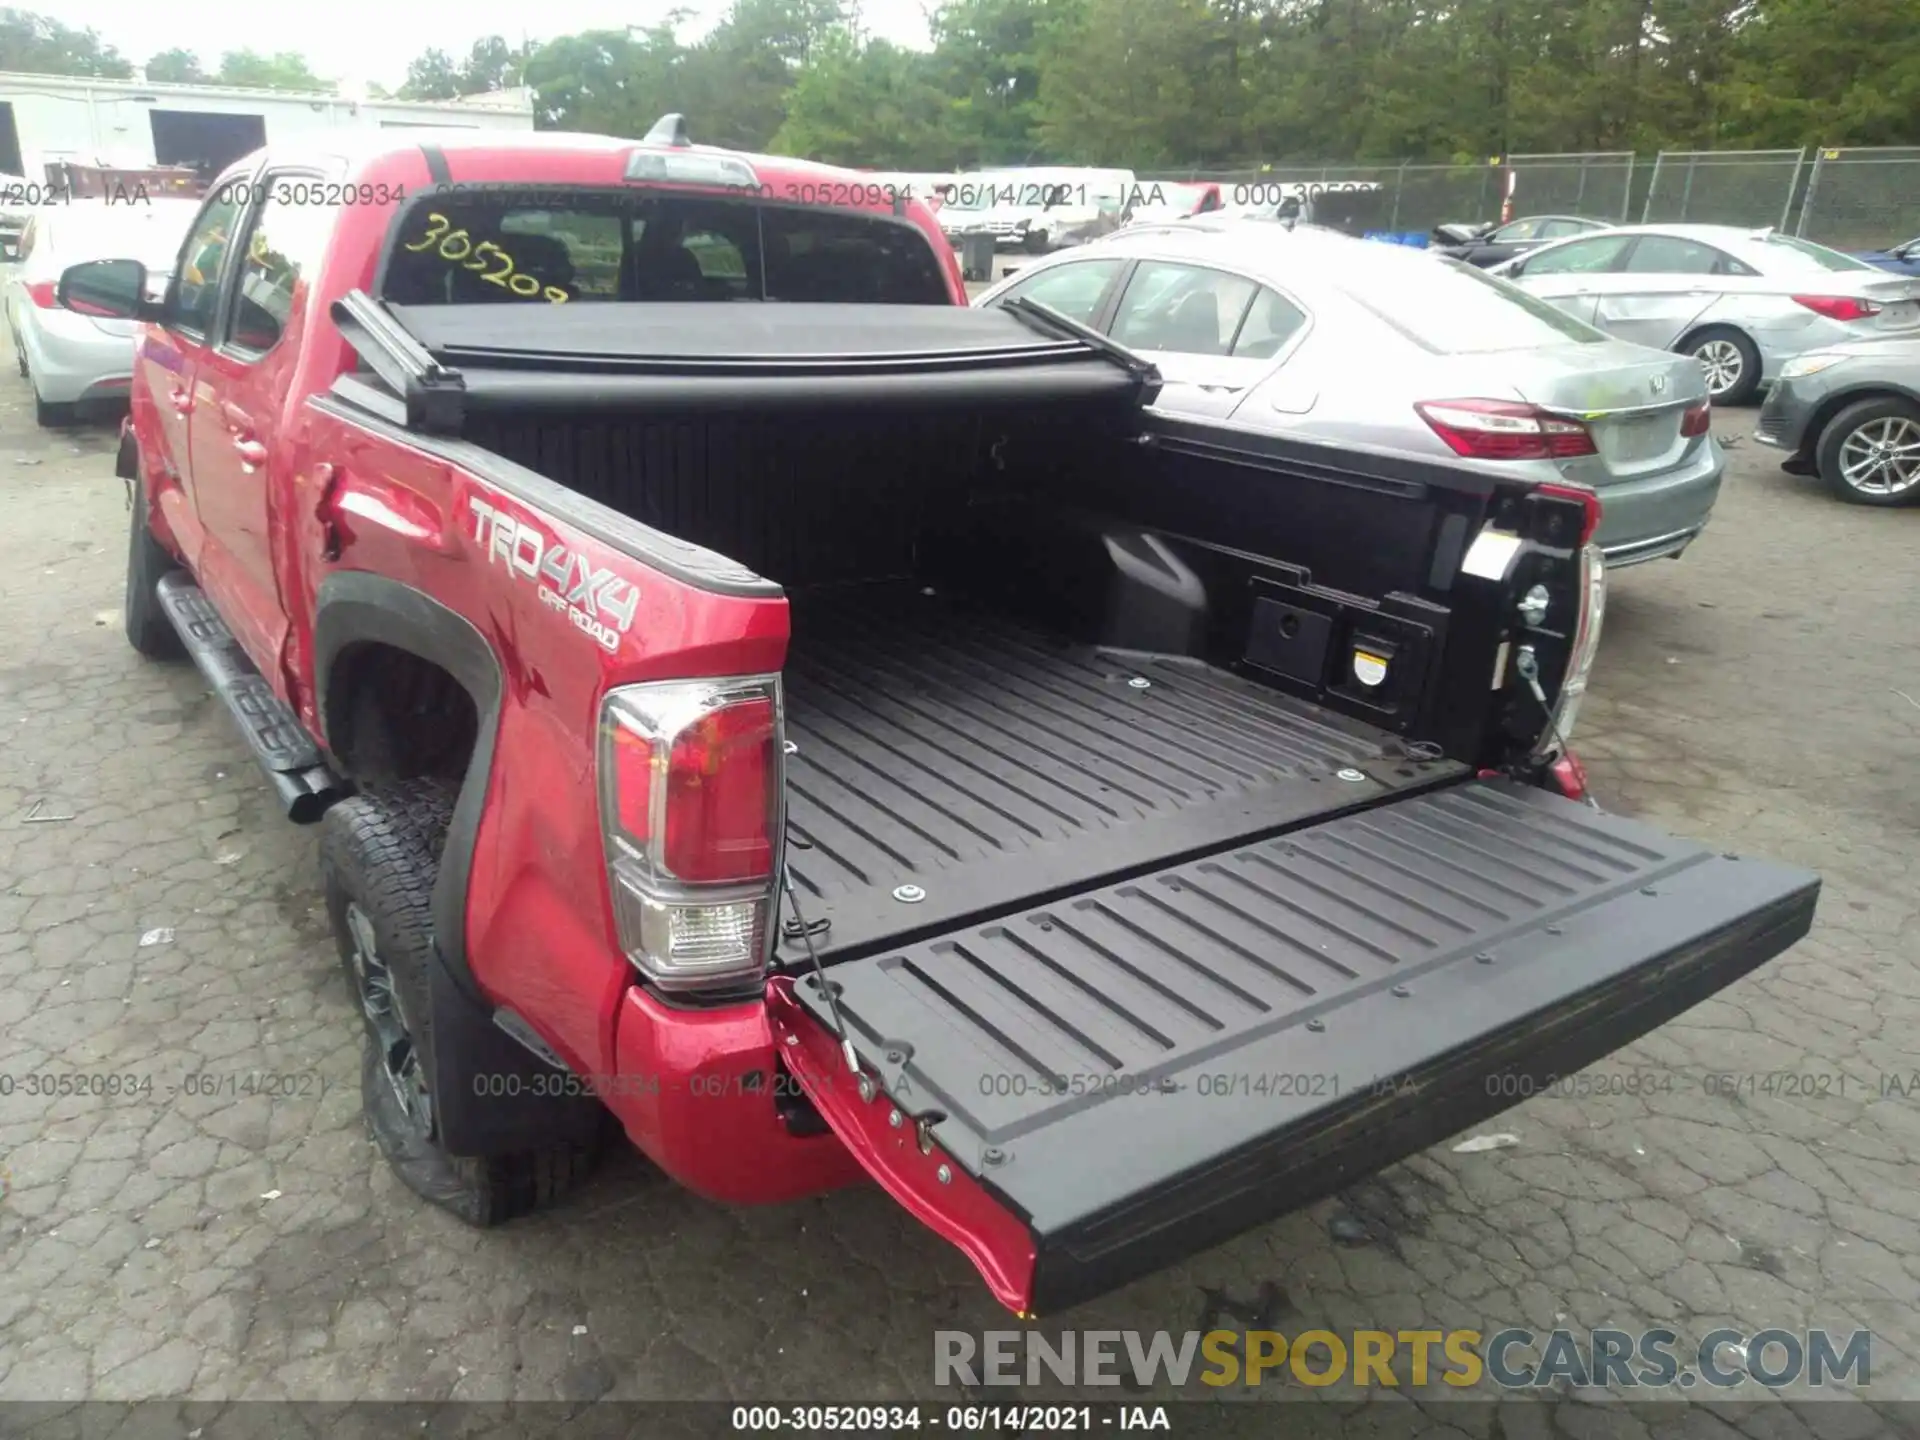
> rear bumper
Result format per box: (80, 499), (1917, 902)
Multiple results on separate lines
(1592, 446), (1724, 564)
(19, 310), (136, 404)
(1749, 317), (1854, 384)
(605, 985), (864, 1205)
(1602, 524), (1704, 567)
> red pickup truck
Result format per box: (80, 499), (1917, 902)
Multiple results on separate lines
(60, 120), (1820, 1317)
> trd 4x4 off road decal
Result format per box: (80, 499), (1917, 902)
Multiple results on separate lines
(467, 496), (639, 653)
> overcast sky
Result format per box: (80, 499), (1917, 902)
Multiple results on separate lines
(62, 0), (937, 94)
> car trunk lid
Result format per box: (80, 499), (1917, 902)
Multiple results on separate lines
(1492, 342), (1709, 483)
(769, 779), (1818, 1315)
(1857, 273), (1920, 331)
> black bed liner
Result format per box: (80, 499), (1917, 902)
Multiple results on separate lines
(776, 590), (1465, 966)
(789, 779), (1820, 1311)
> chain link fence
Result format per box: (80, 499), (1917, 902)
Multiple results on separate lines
(1506, 152), (1637, 222)
(1796, 147), (1920, 250)
(1160, 152), (1637, 234)
(1154, 146), (1914, 247)
(1639, 149), (1807, 228)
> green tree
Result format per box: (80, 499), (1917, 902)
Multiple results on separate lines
(460, 35), (530, 92)
(0, 8), (132, 77)
(1032, 0), (1235, 168)
(15, 0), (1920, 173)
(398, 47), (463, 100)
(522, 26), (689, 134)
(928, 0), (1051, 164)
(216, 49), (333, 92)
(686, 0), (849, 147)
(144, 47), (207, 84)
(773, 32), (952, 166)
(1716, 0), (1920, 146)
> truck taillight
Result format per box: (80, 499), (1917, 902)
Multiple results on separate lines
(599, 677), (784, 996)
(1416, 399), (1597, 460)
(1541, 538), (1607, 756)
(1511, 484), (1605, 763)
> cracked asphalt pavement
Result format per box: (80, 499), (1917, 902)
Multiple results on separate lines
(0, 336), (1916, 1431)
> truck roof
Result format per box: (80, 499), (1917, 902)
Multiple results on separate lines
(215, 122), (907, 196)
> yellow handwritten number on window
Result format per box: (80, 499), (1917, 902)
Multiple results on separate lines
(403, 212), (570, 303)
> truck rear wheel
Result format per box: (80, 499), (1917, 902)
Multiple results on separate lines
(322, 779), (600, 1225)
(124, 476), (186, 660)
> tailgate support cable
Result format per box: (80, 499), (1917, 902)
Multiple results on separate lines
(780, 866), (861, 1076)
(1514, 645), (1599, 809)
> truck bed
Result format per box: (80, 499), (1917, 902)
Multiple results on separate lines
(776, 587), (1467, 965)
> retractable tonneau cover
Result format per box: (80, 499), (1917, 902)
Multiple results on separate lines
(771, 780), (1817, 1314)
(329, 294), (1161, 425)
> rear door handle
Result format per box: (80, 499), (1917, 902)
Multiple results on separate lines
(233, 439), (268, 469)
(168, 386), (192, 414)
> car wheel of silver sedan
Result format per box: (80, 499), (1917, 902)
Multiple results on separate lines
(1816, 397), (1920, 507)
(1685, 327), (1761, 406)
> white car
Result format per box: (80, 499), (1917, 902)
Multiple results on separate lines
(0, 173), (35, 258)
(5, 198), (201, 424)
(860, 171), (958, 210)
(1493, 224), (1920, 404)
(940, 167), (1137, 253)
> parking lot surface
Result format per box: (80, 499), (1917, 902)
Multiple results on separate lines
(1, 339), (1916, 1426)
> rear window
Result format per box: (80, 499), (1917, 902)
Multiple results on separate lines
(382, 191), (950, 306)
(1747, 234), (1877, 274)
(1341, 255), (1610, 351)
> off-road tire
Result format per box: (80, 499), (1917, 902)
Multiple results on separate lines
(323, 779), (599, 1225)
(124, 476), (185, 660)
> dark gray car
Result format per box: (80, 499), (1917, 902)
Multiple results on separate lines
(1431, 215), (1613, 269)
(1754, 339), (1920, 505)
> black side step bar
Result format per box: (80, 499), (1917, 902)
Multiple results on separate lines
(155, 573), (344, 823)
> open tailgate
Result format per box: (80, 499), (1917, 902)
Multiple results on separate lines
(767, 779), (1818, 1315)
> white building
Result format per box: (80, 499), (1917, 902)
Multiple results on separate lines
(0, 71), (534, 182)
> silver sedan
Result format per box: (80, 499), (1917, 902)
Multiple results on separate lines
(4, 199), (199, 425)
(973, 219), (1724, 567)
(1491, 224), (1920, 405)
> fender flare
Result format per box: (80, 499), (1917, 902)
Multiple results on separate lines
(312, 571), (501, 1000)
